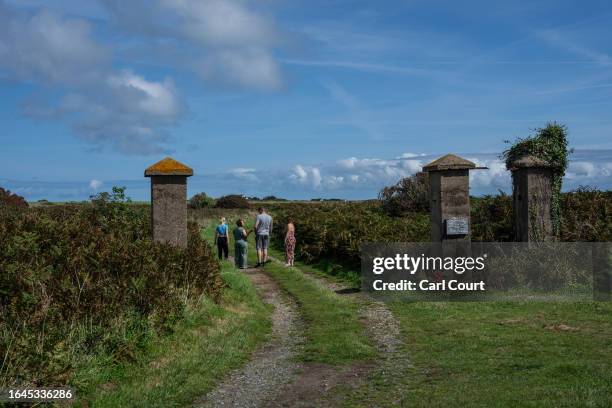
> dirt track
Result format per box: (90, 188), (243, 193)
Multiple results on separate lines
(196, 258), (408, 407)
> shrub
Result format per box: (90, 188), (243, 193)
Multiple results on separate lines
(0, 187), (28, 208)
(471, 192), (513, 241)
(189, 192), (215, 209)
(0, 187), (220, 389)
(378, 172), (429, 216)
(560, 186), (611, 242)
(215, 194), (250, 209)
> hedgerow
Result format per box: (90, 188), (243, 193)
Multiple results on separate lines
(215, 194), (250, 209)
(271, 201), (430, 268)
(0, 188), (220, 389)
(270, 188), (610, 269)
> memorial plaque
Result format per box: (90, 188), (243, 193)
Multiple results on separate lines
(446, 217), (469, 235)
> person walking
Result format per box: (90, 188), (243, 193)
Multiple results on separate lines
(233, 219), (250, 269)
(254, 207), (273, 267)
(214, 217), (229, 260)
(284, 219), (296, 267)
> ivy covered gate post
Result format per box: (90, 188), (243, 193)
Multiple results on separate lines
(507, 156), (554, 242)
(145, 157), (193, 248)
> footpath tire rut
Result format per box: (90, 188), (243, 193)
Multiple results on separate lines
(268, 257), (412, 407)
(198, 256), (410, 407)
(194, 260), (304, 408)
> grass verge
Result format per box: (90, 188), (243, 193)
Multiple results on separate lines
(387, 301), (612, 407)
(263, 256), (375, 365)
(77, 261), (271, 407)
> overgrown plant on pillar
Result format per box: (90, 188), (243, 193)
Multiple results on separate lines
(503, 123), (570, 241)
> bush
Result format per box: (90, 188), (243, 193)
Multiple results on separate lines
(0, 187), (220, 389)
(0, 187), (28, 208)
(471, 192), (513, 241)
(560, 187), (611, 242)
(189, 192), (215, 209)
(378, 172), (429, 216)
(215, 194), (250, 209)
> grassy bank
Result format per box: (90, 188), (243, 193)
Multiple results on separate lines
(80, 261), (271, 407)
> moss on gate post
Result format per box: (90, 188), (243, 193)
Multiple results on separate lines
(503, 122), (570, 238)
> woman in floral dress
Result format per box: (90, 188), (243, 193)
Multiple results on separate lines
(284, 220), (296, 267)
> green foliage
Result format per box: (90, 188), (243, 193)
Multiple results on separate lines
(471, 192), (514, 241)
(560, 187), (611, 242)
(0, 188), (220, 389)
(188, 192), (215, 209)
(262, 195), (287, 201)
(378, 172), (429, 216)
(271, 201), (430, 268)
(502, 122), (571, 235)
(215, 194), (250, 209)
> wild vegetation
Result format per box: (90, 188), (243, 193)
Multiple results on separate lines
(188, 192), (215, 209)
(0, 187), (221, 391)
(215, 194), (250, 209)
(378, 172), (429, 216)
(0, 187), (28, 208)
(269, 186), (610, 270)
(270, 201), (430, 269)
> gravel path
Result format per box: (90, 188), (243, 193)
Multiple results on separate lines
(267, 256), (412, 405)
(194, 261), (304, 408)
(197, 257), (409, 407)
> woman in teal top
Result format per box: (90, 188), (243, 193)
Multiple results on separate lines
(214, 217), (229, 260)
(233, 219), (251, 269)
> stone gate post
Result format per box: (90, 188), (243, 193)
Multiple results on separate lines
(507, 156), (554, 242)
(145, 157), (193, 247)
(423, 154), (476, 242)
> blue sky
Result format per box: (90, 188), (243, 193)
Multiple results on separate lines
(1, 0), (611, 201)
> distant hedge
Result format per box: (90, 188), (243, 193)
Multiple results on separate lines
(215, 194), (250, 209)
(0, 188), (220, 389)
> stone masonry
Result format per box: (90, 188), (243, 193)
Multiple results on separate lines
(145, 157), (193, 248)
(423, 154), (476, 242)
(508, 155), (554, 242)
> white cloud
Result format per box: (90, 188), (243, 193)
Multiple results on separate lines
(103, 0), (284, 90)
(468, 157), (511, 189)
(160, 0), (276, 47)
(89, 179), (102, 190)
(107, 71), (182, 119)
(0, 7), (109, 84)
(0, 3), (186, 155)
(199, 48), (283, 90)
(228, 168), (258, 181)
